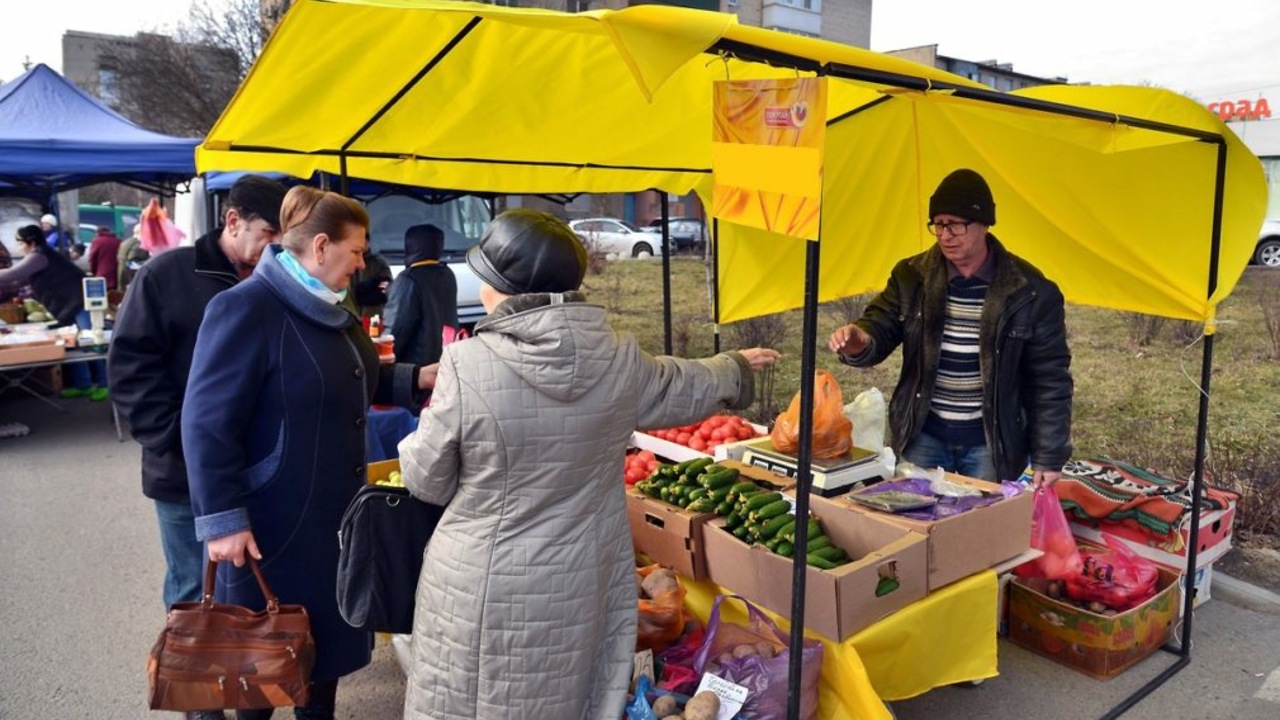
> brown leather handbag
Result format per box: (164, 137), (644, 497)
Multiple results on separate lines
(147, 556), (315, 711)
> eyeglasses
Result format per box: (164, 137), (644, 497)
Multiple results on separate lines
(927, 220), (973, 237)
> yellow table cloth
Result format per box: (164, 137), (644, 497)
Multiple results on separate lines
(679, 570), (999, 719)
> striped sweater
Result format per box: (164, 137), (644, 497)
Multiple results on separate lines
(922, 275), (988, 445)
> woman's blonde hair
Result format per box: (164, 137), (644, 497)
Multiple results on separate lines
(278, 186), (370, 253)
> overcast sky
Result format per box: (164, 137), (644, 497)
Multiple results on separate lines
(2, 0), (1277, 104)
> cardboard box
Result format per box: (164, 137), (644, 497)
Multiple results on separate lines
(702, 493), (928, 641)
(628, 460), (790, 579)
(0, 340), (66, 365)
(366, 458), (400, 484)
(841, 473), (1034, 592)
(1069, 500), (1235, 572)
(1006, 565), (1180, 680)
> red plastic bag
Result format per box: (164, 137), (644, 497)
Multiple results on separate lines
(655, 625), (704, 696)
(692, 595), (822, 720)
(1015, 486), (1084, 580)
(1065, 534), (1160, 611)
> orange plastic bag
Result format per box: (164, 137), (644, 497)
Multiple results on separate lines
(636, 564), (687, 652)
(770, 369), (852, 460)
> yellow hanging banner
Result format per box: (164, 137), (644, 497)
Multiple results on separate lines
(712, 77), (828, 241)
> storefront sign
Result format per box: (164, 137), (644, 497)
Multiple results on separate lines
(711, 77), (827, 241)
(1207, 97), (1272, 121)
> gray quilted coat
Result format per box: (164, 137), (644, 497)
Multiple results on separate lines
(398, 293), (755, 720)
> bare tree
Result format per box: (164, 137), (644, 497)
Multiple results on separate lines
(99, 0), (273, 137)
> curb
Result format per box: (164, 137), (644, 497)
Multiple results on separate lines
(1211, 571), (1280, 615)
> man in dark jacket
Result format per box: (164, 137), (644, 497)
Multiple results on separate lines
(384, 223), (459, 367)
(107, 175), (287, 632)
(828, 168), (1072, 487)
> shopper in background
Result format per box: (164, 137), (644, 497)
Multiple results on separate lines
(182, 186), (435, 720)
(398, 208), (779, 719)
(39, 213), (67, 252)
(116, 224), (150, 294)
(351, 245), (393, 319)
(828, 168), (1072, 488)
(384, 223), (458, 367)
(87, 225), (122, 292)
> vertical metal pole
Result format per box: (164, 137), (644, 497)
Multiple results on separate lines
(711, 217), (722, 354)
(339, 155), (350, 196)
(786, 237), (821, 720)
(661, 191), (673, 355)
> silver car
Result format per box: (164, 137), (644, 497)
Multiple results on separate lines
(568, 217), (664, 259)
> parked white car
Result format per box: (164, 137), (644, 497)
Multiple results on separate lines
(1256, 218), (1280, 267)
(568, 217), (664, 259)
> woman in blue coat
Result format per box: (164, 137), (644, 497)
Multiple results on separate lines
(182, 186), (433, 720)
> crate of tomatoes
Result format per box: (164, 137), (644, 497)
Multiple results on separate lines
(635, 414), (766, 463)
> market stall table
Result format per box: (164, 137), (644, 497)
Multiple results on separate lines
(679, 570), (999, 720)
(0, 347), (121, 440)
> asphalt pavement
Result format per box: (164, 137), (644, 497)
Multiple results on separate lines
(1, 392), (1278, 719)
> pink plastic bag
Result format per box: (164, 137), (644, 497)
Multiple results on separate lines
(138, 198), (185, 253)
(1015, 486), (1084, 580)
(692, 595), (822, 720)
(1065, 534), (1160, 611)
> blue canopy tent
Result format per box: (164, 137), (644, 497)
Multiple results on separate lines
(0, 64), (200, 201)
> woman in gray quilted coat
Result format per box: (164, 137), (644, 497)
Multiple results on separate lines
(398, 209), (779, 719)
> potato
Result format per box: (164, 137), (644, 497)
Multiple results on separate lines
(755, 641), (777, 659)
(1087, 601), (1108, 614)
(732, 643), (759, 659)
(716, 651), (734, 665)
(683, 690), (721, 720)
(652, 695), (678, 717)
(641, 568), (681, 599)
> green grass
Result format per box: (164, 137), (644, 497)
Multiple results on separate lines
(585, 258), (1280, 534)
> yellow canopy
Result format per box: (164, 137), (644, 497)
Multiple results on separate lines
(198, 0), (1265, 325)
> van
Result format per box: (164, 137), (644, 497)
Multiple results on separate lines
(77, 203), (143, 244)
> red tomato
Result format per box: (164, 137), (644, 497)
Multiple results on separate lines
(710, 428), (729, 442)
(737, 426), (754, 440)
(625, 468), (644, 485)
(689, 436), (708, 451)
(676, 432), (692, 446)
(638, 450), (656, 463)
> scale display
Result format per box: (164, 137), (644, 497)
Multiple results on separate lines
(83, 277), (108, 311)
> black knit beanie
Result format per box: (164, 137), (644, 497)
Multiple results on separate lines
(928, 169), (996, 226)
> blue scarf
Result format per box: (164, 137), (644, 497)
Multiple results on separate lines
(277, 248), (347, 304)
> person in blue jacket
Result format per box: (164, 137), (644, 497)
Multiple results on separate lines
(181, 186), (436, 720)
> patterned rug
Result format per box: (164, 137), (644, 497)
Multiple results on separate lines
(1055, 457), (1237, 541)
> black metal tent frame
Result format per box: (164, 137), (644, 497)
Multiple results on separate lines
(208, 20), (1227, 719)
(700, 39), (1225, 720)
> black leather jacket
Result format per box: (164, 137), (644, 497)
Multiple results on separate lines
(840, 236), (1073, 481)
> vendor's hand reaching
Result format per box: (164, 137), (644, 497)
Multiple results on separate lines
(207, 530), (261, 568)
(416, 363), (439, 391)
(1033, 470), (1061, 489)
(739, 348), (782, 370)
(828, 324), (870, 356)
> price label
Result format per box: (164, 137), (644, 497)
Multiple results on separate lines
(694, 673), (749, 720)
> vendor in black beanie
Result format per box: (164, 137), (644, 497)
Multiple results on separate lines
(828, 168), (1073, 489)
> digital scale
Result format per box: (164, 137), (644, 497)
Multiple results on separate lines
(738, 437), (887, 496)
(80, 276), (109, 347)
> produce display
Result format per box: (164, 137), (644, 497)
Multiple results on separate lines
(634, 457), (852, 570)
(624, 450), (662, 486)
(645, 414), (762, 453)
(650, 690), (720, 720)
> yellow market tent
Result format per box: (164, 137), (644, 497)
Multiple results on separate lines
(197, 0), (1264, 328)
(196, 2), (1265, 717)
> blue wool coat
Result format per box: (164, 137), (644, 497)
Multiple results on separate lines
(182, 245), (419, 682)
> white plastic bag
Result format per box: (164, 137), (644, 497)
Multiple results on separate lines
(844, 387), (886, 451)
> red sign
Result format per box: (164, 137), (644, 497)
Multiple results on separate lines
(1207, 98), (1272, 121)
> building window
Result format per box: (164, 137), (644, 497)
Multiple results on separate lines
(775, 0), (821, 10)
(97, 67), (119, 107)
(727, 0), (739, 6)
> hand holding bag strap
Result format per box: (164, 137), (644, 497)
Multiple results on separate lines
(201, 555), (283, 614)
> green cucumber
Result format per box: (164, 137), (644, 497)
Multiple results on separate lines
(751, 499), (792, 523)
(725, 511), (742, 529)
(806, 553), (839, 570)
(702, 468), (740, 490)
(728, 481), (759, 499)
(744, 491), (784, 511)
(776, 541), (794, 557)
(813, 546), (848, 563)
(806, 534), (832, 552)
(761, 514), (795, 541)
(687, 497), (717, 513)
(714, 500), (733, 516)
(732, 524), (752, 541)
